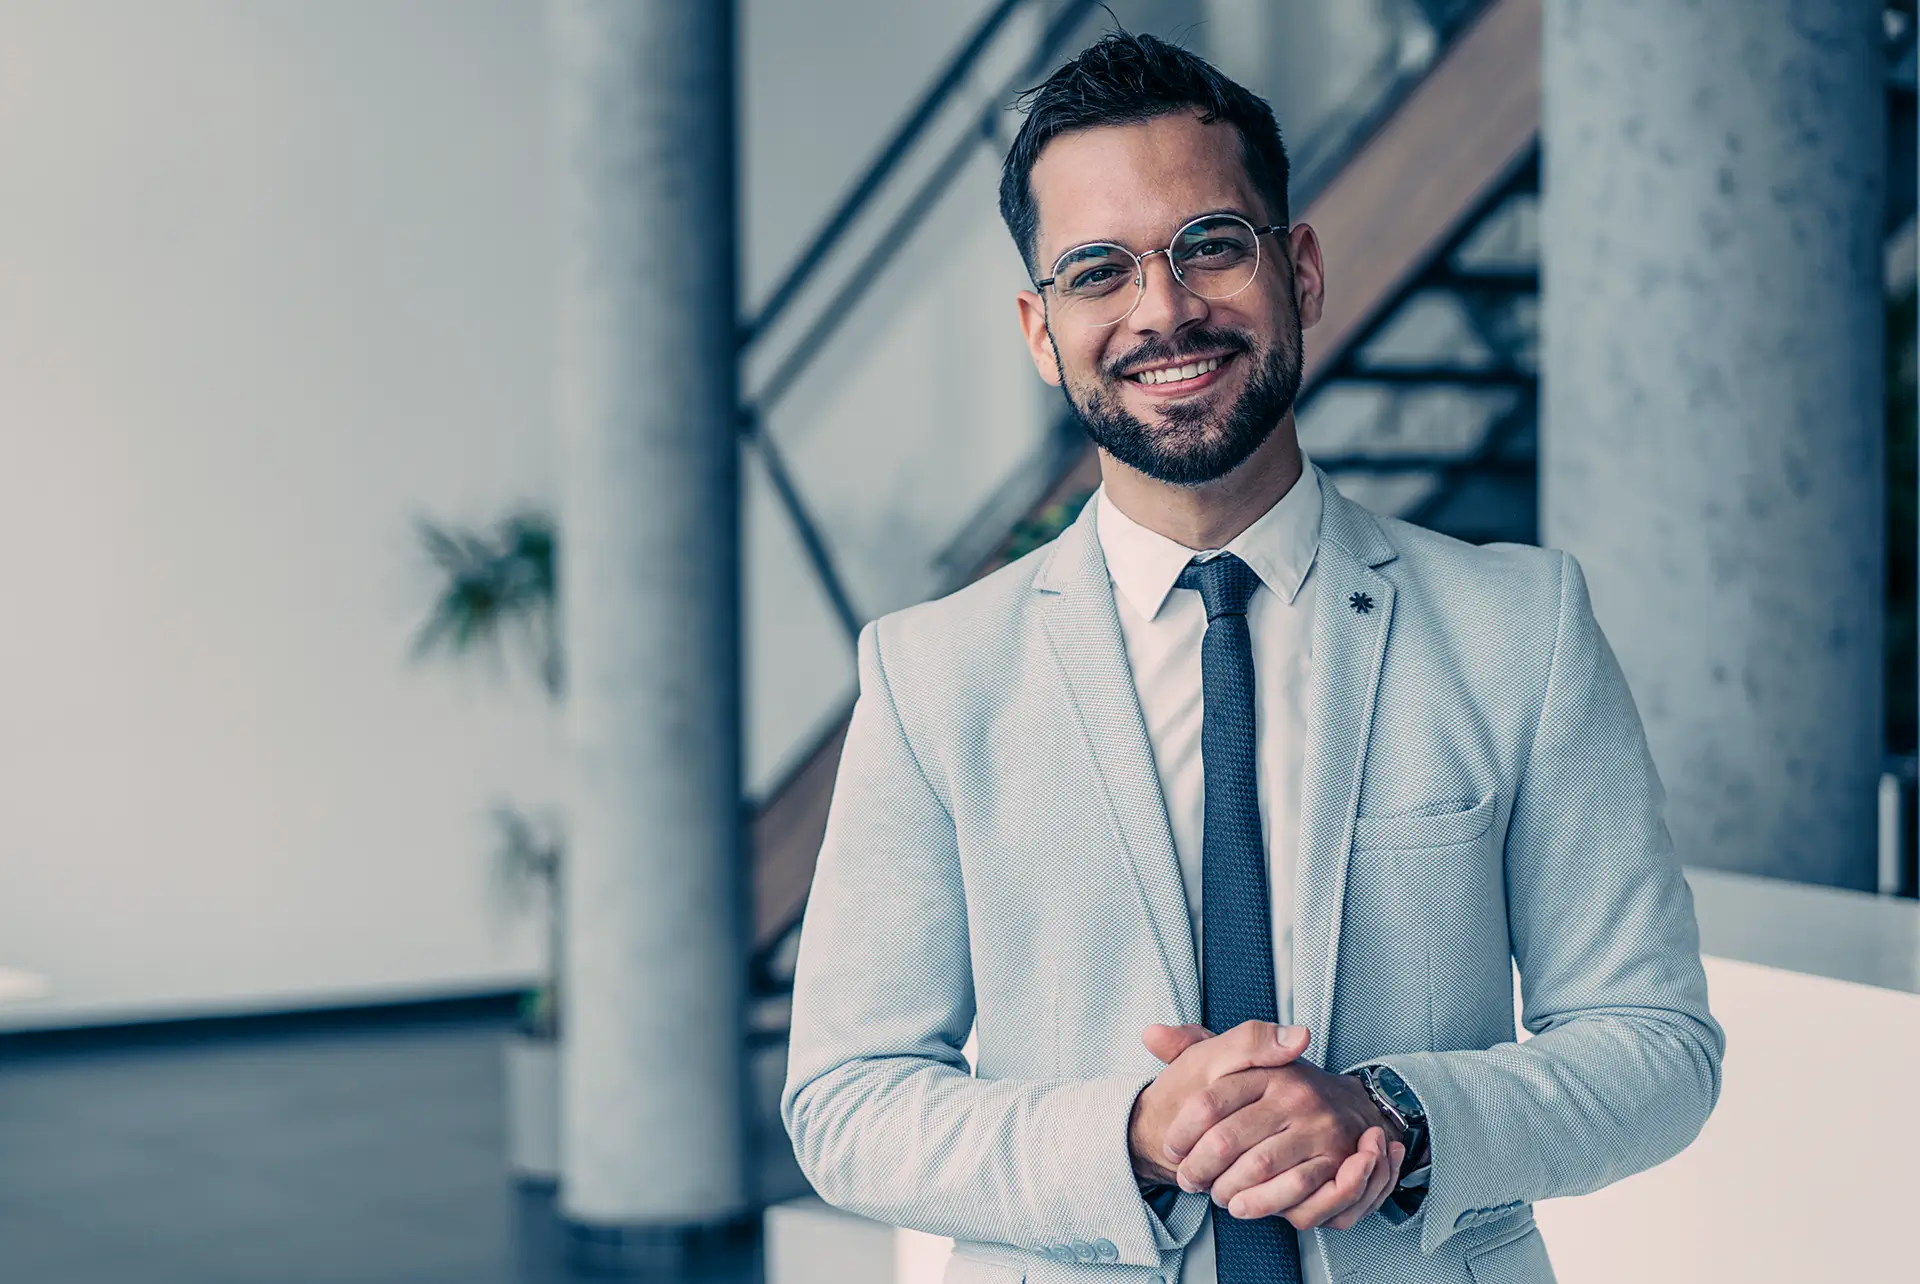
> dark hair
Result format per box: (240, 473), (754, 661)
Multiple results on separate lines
(998, 30), (1290, 280)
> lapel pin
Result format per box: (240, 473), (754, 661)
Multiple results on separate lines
(1348, 591), (1374, 615)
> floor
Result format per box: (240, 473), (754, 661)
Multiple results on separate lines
(0, 1009), (801, 1283)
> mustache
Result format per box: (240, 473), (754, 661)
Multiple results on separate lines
(1103, 327), (1255, 381)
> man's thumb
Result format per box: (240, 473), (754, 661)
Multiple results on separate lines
(1249, 1022), (1312, 1065)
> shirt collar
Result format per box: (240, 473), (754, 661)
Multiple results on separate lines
(1095, 454), (1323, 620)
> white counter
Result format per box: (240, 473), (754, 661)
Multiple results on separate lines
(0, 968), (50, 1005)
(1537, 870), (1920, 1284)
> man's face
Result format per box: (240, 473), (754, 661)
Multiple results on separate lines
(1015, 112), (1324, 486)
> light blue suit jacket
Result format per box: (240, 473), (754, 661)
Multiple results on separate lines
(782, 470), (1724, 1284)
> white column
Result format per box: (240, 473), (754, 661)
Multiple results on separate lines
(1541, 0), (1886, 888)
(551, 0), (748, 1227)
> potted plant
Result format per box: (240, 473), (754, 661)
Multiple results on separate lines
(412, 509), (565, 1182)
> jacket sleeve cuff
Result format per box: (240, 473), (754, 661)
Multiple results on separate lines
(1339, 1058), (1435, 1233)
(1040, 1073), (1205, 1265)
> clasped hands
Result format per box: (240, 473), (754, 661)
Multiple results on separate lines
(1127, 1020), (1406, 1231)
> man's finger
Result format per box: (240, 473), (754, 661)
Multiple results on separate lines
(1326, 1136), (1402, 1230)
(1162, 1067), (1271, 1164)
(1141, 1023), (1213, 1065)
(1279, 1132), (1379, 1230)
(1214, 1144), (1336, 1221)
(1175, 1094), (1309, 1192)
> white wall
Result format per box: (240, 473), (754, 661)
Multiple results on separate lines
(0, 0), (1067, 1029)
(0, 0), (564, 1027)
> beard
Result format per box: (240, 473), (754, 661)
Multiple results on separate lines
(1052, 315), (1303, 487)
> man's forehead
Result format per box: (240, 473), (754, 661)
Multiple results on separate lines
(1029, 113), (1261, 262)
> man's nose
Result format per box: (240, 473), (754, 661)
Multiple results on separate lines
(1128, 250), (1208, 336)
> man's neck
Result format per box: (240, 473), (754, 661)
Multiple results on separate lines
(1098, 418), (1305, 550)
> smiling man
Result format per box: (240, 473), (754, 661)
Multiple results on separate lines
(783, 31), (1723, 1284)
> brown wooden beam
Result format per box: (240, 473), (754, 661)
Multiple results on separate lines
(1300, 0), (1541, 390)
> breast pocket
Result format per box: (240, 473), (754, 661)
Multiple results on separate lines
(1350, 791), (1497, 852)
(1335, 792), (1507, 1063)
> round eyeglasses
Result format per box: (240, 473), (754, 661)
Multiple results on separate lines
(1035, 213), (1286, 328)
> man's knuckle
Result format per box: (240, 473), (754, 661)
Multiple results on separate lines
(1198, 1134), (1232, 1169)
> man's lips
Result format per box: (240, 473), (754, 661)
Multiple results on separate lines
(1121, 351), (1238, 397)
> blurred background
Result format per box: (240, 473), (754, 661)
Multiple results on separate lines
(1, 1), (1915, 1281)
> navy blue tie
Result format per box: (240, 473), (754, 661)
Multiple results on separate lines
(1176, 553), (1301, 1284)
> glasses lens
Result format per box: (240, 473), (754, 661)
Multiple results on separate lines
(1171, 216), (1260, 299)
(1050, 242), (1140, 326)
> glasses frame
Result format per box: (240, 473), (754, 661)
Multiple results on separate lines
(1034, 213), (1288, 328)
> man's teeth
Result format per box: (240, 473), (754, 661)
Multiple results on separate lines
(1132, 355), (1224, 385)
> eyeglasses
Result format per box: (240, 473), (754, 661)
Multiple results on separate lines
(1035, 212), (1286, 328)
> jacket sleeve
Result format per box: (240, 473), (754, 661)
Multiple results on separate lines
(779, 619), (1193, 1267)
(1363, 551), (1726, 1256)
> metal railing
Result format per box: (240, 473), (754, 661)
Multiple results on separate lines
(733, 0), (1104, 647)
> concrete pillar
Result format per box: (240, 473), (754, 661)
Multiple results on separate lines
(551, 0), (748, 1230)
(1542, 0), (1886, 889)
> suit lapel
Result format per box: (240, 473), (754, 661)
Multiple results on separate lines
(1035, 500), (1202, 1026)
(1293, 475), (1397, 1056)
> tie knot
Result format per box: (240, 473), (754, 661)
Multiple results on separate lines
(1176, 552), (1261, 620)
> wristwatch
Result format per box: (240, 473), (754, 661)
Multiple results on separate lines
(1347, 1063), (1429, 1184)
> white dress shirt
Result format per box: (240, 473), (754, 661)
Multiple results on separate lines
(1095, 458), (1331, 1284)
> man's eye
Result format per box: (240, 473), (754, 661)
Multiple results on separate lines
(1068, 265), (1127, 293)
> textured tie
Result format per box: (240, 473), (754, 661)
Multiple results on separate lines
(1176, 553), (1301, 1284)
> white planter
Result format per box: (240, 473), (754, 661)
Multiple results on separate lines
(503, 1032), (560, 1183)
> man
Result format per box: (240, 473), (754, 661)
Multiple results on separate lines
(782, 31), (1722, 1284)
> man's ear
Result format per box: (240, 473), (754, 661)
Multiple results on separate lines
(1286, 223), (1326, 331)
(1016, 289), (1063, 387)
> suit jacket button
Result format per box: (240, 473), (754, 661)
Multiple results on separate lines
(1071, 1240), (1096, 1262)
(1093, 1238), (1119, 1262)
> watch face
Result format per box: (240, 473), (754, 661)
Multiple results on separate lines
(1374, 1066), (1424, 1123)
